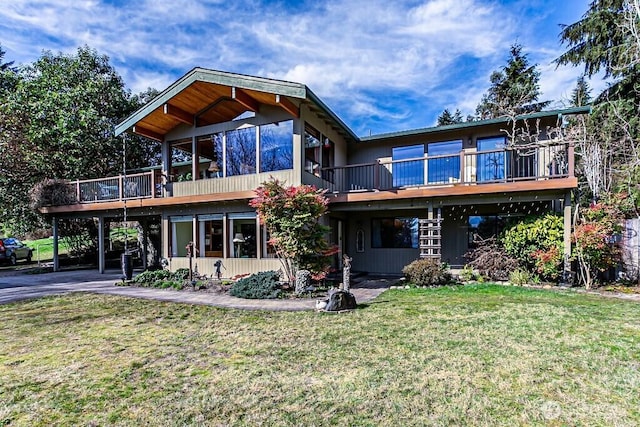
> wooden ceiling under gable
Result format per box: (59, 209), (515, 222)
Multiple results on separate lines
(116, 68), (359, 143)
(131, 81), (299, 140)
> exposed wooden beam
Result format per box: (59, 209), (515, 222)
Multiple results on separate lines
(133, 125), (163, 141)
(232, 87), (260, 112)
(276, 94), (299, 118)
(163, 103), (194, 126)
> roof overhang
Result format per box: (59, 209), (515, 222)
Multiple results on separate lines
(359, 106), (592, 142)
(115, 67), (358, 143)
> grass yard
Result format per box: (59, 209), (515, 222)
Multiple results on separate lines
(0, 285), (639, 426)
(21, 238), (69, 263)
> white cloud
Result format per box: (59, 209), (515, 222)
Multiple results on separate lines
(0, 0), (601, 134)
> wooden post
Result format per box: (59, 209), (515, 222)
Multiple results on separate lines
(150, 171), (155, 199)
(563, 191), (572, 283)
(459, 150), (465, 183)
(52, 216), (59, 272)
(567, 143), (575, 177)
(118, 175), (123, 200)
(98, 216), (105, 274)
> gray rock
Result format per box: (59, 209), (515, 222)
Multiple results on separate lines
(325, 290), (357, 311)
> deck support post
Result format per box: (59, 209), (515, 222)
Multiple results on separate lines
(563, 191), (572, 282)
(141, 218), (148, 270)
(98, 216), (105, 274)
(52, 216), (59, 272)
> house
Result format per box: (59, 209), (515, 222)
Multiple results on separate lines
(40, 68), (586, 277)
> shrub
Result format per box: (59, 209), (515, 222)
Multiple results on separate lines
(402, 259), (451, 287)
(230, 271), (282, 299)
(30, 178), (77, 208)
(464, 237), (520, 281)
(131, 269), (187, 289)
(509, 268), (533, 286)
(501, 214), (564, 280)
(460, 264), (475, 282)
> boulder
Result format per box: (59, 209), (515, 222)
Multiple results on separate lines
(324, 289), (357, 311)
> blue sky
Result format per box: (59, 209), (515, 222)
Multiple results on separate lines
(0, 0), (604, 136)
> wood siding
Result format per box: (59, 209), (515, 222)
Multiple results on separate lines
(172, 169), (297, 197)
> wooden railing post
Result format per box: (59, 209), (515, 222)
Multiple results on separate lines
(75, 180), (80, 203)
(118, 175), (123, 200)
(567, 143), (575, 177)
(459, 151), (465, 183)
(150, 171), (155, 199)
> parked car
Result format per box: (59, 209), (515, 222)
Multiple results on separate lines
(0, 238), (33, 265)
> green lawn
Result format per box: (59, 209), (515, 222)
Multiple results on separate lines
(23, 228), (137, 262)
(0, 285), (639, 426)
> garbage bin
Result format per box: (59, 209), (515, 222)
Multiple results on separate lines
(121, 252), (133, 280)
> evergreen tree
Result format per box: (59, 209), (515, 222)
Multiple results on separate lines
(557, 0), (630, 79)
(570, 75), (592, 107)
(475, 44), (550, 119)
(437, 108), (464, 126)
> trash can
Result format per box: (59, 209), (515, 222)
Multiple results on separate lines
(121, 252), (133, 280)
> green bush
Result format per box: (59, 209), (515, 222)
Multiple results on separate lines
(131, 269), (187, 289)
(230, 271), (282, 299)
(509, 268), (533, 286)
(402, 259), (452, 287)
(501, 214), (563, 280)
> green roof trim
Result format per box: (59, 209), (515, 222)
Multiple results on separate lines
(115, 68), (308, 136)
(306, 88), (359, 143)
(359, 106), (592, 142)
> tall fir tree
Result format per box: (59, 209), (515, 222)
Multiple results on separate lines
(475, 43), (550, 119)
(570, 75), (592, 107)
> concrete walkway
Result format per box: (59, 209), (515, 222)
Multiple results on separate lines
(0, 269), (391, 311)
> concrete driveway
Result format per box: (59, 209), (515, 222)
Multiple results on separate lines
(0, 269), (123, 305)
(0, 269), (391, 310)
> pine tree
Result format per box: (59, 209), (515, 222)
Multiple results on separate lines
(570, 75), (592, 107)
(436, 108), (464, 126)
(475, 44), (550, 119)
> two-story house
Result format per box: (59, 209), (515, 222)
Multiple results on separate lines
(40, 68), (586, 277)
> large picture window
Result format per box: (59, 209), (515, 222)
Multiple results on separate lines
(371, 217), (419, 248)
(392, 145), (424, 187)
(477, 136), (506, 182)
(226, 127), (257, 176)
(260, 120), (293, 173)
(428, 140), (461, 184)
(198, 133), (224, 178)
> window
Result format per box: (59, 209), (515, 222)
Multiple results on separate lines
(169, 138), (193, 182)
(198, 214), (224, 257)
(305, 124), (321, 175)
(428, 140), (461, 184)
(392, 145), (424, 187)
(260, 120), (293, 173)
(226, 127), (257, 176)
(477, 137), (506, 182)
(468, 215), (506, 247)
(371, 218), (419, 248)
(229, 213), (257, 258)
(198, 133), (224, 178)
(170, 216), (193, 257)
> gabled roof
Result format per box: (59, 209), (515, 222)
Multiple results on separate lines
(115, 67), (358, 142)
(360, 106), (592, 142)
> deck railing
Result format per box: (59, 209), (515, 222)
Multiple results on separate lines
(320, 142), (574, 193)
(72, 171), (160, 203)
